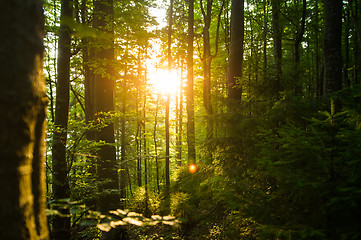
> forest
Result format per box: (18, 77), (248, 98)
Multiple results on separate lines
(1, 0), (361, 239)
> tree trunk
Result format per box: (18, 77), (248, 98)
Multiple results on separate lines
(51, 0), (72, 238)
(0, 0), (49, 239)
(81, 0), (98, 210)
(293, 0), (306, 95)
(153, 96), (160, 192)
(271, 0), (282, 94)
(344, 7), (351, 87)
(93, 0), (120, 213)
(323, 0), (343, 94)
(350, 0), (360, 84)
(120, 62), (128, 209)
(200, 0), (214, 160)
(227, 0), (244, 102)
(263, 0), (268, 84)
(187, 0), (196, 164)
(165, 0), (173, 200)
(315, 0), (323, 96)
(143, 94), (150, 217)
(176, 62), (184, 165)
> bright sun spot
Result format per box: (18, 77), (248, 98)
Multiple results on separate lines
(148, 68), (180, 96)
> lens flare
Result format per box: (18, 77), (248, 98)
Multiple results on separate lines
(188, 164), (197, 173)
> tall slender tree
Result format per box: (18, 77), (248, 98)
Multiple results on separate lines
(176, 62), (184, 165)
(165, 0), (173, 199)
(293, 0), (306, 95)
(0, 0), (49, 239)
(51, 0), (73, 238)
(120, 59), (128, 209)
(200, 0), (214, 145)
(83, 0), (95, 139)
(271, 0), (282, 94)
(314, 0), (323, 96)
(263, 0), (268, 83)
(344, 7), (351, 88)
(187, 0), (196, 163)
(349, 0), (360, 84)
(200, 0), (224, 155)
(227, 0), (244, 102)
(153, 96), (160, 192)
(93, 0), (120, 212)
(323, 0), (342, 94)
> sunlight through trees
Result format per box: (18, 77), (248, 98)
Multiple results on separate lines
(2, 0), (361, 239)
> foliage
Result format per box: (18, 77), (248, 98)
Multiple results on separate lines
(213, 91), (361, 239)
(128, 187), (162, 216)
(42, 0), (361, 238)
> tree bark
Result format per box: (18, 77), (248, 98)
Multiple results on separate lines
(344, 7), (351, 87)
(271, 0), (282, 94)
(165, 0), (173, 200)
(293, 0), (306, 95)
(200, 0), (215, 158)
(187, 0), (196, 164)
(120, 62), (128, 209)
(153, 97), (160, 192)
(176, 62), (184, 165)
(51, 0), (73, 238)
(93, 0), (120, 213)
(0, 0), (49, 239)
(315, 0), (323, 96)
(323, 0), (343, 94)
(263, 0), (268, 83)
(227, 0), (244, 102)
(143, 94), (150, 217)
(350, 0), (360, 84)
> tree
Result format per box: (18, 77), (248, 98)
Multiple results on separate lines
(227, 0), (244, 102)
(0, 0), (49, 239)
(200, 0), (214, 145)
(165, 0), (173, 200)
(323, 0), (343, 94)
(271, 0), (282, 94)
(120, 59), (128, 209)
(83, 0), (96, 140)
(200, 0), (224, 158)
(51, 0), (73, 238)
(293, 0), (306, 95)
(93, 0), (120, 212)
(262, 0), (269, 84)
(186, 0), (196, 163)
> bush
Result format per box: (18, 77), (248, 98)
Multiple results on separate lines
(128, 187), (161, 216)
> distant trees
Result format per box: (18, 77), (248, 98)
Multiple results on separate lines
(0, 0), (49, 239)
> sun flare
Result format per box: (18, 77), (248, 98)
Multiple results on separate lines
(148, 68), (180, 96)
